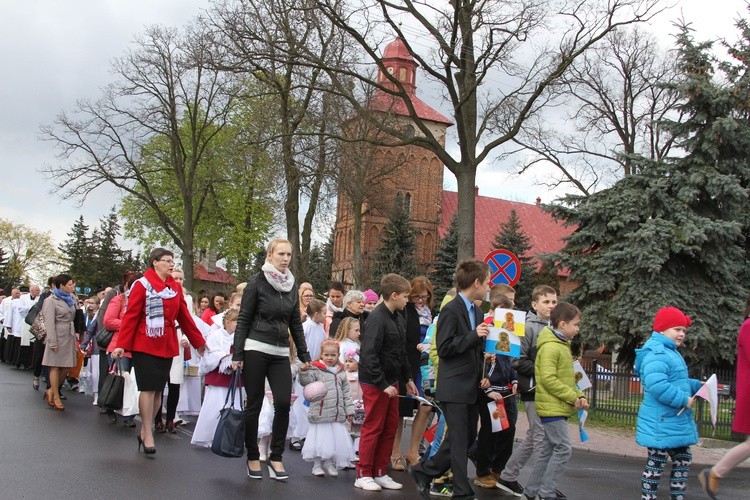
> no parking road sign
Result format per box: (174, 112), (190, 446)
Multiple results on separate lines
(483, 249), (521, 287)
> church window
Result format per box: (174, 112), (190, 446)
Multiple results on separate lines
(399, 67), (407, 81)
(405, 192), (412, 214)
(404, 125), (414, 138)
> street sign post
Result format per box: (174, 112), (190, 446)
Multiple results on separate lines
(483, 249), (521, 287)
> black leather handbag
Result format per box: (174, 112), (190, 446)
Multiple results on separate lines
(99, 360), (125, 410)
(211, 370), (246, 458)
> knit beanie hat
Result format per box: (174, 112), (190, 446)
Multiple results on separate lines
(653, 306), (692, 332)
(363, 289), (378, 303)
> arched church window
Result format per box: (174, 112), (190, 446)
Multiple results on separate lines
(405, 192), (412, 214)
(404, 124), (415, 138)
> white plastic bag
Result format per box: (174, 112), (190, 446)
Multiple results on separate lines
(116, 368), (140, 417)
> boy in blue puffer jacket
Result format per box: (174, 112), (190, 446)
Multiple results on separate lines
(635, 307), (702, 500)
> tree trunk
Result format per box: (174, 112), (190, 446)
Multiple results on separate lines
(237, 257), (248, 281)
(282, 134), (302, 275)
(300, 121), (329, 282)
(453, 0), (478, 261)
(455, 166), (477, 260)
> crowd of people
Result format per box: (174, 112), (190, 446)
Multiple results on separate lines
(1, 238), (748, 500)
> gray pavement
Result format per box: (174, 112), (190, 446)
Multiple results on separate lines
(1, 364), (748, 499)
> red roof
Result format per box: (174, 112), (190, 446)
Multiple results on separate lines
(369, 38), (453, 126)
(382, 37), (413, 62)
(439, 190), (573, 264)
(369, 91), (453, 126)
(193, 263), (237, 285)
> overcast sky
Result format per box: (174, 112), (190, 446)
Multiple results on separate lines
(1, 0), (747, 251)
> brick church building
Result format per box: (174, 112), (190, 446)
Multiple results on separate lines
(332, 38), (573, 290)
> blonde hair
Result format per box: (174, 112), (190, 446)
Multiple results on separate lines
(266, 238), (292, 258)
(236, 282), (247, 293)
(318, 338), (340, 361)
(223, 309), (239, 325)
(229, 292), (242, 306)
(334, 317), (359, 342)
(298, 282), (314, 305)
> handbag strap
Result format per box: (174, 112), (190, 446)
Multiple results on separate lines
(223, 369), (241, 408)
(109, 358), (122, 375)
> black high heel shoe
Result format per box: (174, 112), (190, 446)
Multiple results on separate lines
(247, 460), (262, 480)
(267, 461), (288, 481)
(137, 435), (156, 455)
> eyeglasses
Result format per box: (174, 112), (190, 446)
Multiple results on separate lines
(413, 295), (430, 301)
(158, 258), (175, 264)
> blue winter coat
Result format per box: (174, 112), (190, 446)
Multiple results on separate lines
(634, 332), (702, 449)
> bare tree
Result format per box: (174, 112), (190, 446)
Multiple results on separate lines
(297, 0), (664, 260)
(40, 24), (236, 289)
(207, 0), (349, 277)
(512, 27), (682, 195)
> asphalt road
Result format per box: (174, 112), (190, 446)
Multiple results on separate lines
(1, 364), (748, 499)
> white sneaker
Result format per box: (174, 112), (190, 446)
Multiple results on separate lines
(312, 464), (325, 477)
(355, 477), (383, 491)
(323, 460), (338, 477)
(374, 475), (403, 490)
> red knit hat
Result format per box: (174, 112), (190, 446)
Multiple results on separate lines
(653, 306), (692, 332)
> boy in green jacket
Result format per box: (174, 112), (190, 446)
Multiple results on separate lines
(522, 302), (588, 500)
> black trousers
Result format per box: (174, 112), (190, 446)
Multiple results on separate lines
(414, 401), (479, 497)
(2, 331), (14, 362)
(32, 340), (45, 377)
(242, 350), (292, 462)
(474, 393), (518, 476)
(12, 338), (31, 368)
(155, 383), (180, 423)
(0, 329), (6, 362)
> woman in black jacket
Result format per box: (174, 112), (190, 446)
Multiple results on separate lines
(232, 239), (311, 481)
(329, 289), (368, 339)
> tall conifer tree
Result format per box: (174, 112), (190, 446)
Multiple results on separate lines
(373, 194), (419, 285)
(546, 23), (750, 368)
(58, 215), (95, 288)
(430, 214), (458, 304)
(492, 210), (536, 310)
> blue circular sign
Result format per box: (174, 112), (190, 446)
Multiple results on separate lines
(483, 249), (521, 286)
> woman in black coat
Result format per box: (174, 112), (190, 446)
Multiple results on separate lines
(232, 239), (311, 481)
(329, 289), (368, 339)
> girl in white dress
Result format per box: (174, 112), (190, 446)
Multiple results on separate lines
(191, 310), (243, 447)
(333, 317), (361, 364)
(300, 339), (356, 476)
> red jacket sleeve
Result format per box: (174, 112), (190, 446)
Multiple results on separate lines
(103, 294), (123, 332)
(116, 281), (145, 352)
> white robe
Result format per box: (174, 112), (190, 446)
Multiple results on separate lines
(1, 296), (13, 336)
(303, 318), (326, 361)
(17, 294), (38, 346)
(9, 296), (32, 337)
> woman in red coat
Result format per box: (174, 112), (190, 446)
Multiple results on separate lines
(699, 294), (750, 498)
(112, 248), (206, 455)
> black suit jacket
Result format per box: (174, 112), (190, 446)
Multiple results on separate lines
(434, 295), (484, 404)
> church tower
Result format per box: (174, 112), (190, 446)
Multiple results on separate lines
(331, 38), (452, 286)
